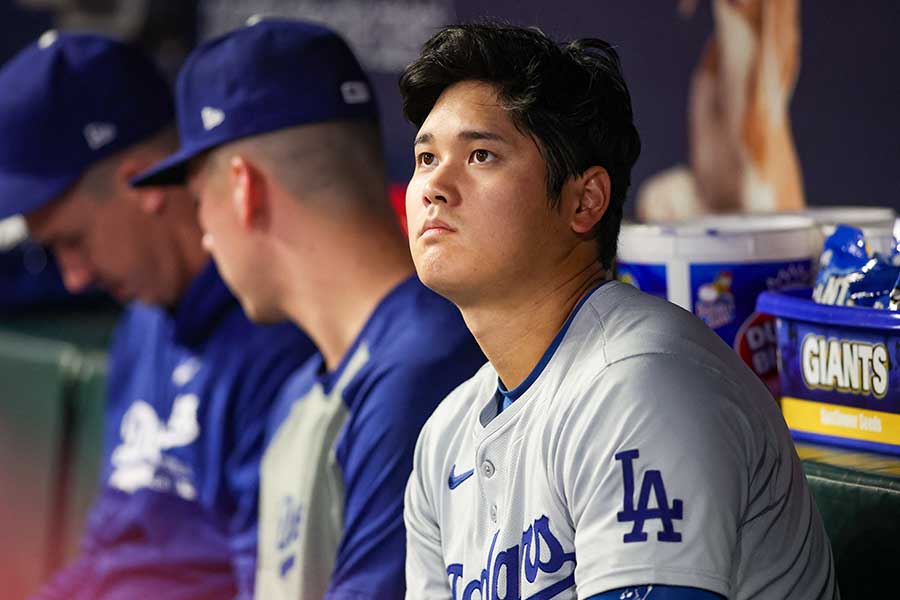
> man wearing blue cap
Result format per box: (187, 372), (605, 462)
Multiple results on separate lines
(133, 18), (485, 599)
(0, 32), (316, 599)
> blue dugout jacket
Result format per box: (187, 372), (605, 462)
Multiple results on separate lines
(33, 261), (316, 600)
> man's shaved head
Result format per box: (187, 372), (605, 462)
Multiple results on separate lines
(210, 120), (391, 217)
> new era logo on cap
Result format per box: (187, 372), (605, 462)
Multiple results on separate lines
(201, 106), (225, 131)
(83, 122), (117, 150)
(131, 20), (379, 188)
(0, 32), (173, 219)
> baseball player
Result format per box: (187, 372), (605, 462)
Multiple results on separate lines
(0, 33), (316, 599)
(131, 19), (486, 599)
(399, 23), (838, 599)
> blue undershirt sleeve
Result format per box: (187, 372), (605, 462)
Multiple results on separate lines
(323, 368), (432, 599)
(326, 356), (480, 600)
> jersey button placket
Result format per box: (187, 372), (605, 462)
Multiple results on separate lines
(477, 442), (501, 526)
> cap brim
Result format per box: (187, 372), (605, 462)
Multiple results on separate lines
(0, 169), (78, 220)
(129, 144), (198, 188)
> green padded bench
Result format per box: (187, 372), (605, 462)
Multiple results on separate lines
(0, 331), (81, 598)
(0, 310), (113, 598)
(797, 442), (900, 597)
(0, 305), (119, 351)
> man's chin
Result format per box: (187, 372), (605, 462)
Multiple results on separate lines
(416, 268), (468, 305)
(239, 297), (281, 324)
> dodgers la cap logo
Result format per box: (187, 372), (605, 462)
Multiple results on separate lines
(0, 31), (173, 219)
(132, 18), (378, 187)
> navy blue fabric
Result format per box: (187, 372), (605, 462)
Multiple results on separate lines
(132, 19), (378, 187)
(0, 32), (173, 219)
(32, 261), (316, 600)
(497, 281), (609, 413)
(588, 585), (725, 599)
(267, 276), (485, 599)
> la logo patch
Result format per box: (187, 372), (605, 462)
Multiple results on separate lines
(615, 449), (683, 543)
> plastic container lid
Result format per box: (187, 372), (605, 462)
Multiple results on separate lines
(619, 214), (818, 263)
(756, 288), (900, 331)
(797, 206), (896, 228)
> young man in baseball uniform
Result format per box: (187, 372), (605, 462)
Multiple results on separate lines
(400, 23), (838, 599)
(132, 19), (486, 599)
(0, 33), (316, 599)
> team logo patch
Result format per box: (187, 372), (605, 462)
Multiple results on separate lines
(276, 494), (302, 578)
(620, 587), (654, 600)
(615, 449), (683, 543)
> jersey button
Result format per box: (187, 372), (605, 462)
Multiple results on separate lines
(481, 460), (495, 478)
(489, 504), (498, 523)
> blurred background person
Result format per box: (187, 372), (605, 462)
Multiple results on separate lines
(132, 19), (486, 599)
(0, 32), (316, 599)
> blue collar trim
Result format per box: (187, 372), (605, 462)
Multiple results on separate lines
(496, 280), (608, 410)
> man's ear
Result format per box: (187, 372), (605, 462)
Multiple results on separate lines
(570, 166), (611, 235)
(117, 157), (166, 215)
(229, 155), (268, 230)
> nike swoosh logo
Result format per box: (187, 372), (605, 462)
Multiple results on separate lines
(448, 464), (474, 490)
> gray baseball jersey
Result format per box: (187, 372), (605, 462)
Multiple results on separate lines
(405, 281), (837, 599)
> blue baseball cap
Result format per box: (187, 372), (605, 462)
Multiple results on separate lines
(0, 31), (174, 220)
(132, 19), (378, 187)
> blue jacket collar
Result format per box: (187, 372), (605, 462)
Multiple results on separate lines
(171, 260), (238, 346)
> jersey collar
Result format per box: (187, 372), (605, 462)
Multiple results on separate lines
(486, 279), (610, 422)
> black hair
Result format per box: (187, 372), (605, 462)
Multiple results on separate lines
(399, 22), (641, 269)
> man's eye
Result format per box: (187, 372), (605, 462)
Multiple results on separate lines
(470, 149), (495, 164)
(417, 152), (436, 167)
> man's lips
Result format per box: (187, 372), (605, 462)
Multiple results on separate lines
(418, 218), (456, 238)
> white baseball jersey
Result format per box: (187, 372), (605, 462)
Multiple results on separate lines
(405, 281), (837, 599)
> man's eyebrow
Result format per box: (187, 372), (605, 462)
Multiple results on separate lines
(458, 130), (508, 144)
(414, 130), (509, 147)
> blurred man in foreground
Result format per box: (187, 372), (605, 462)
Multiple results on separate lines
(0, 32), (315, 599)
(133, 19), (485, 599)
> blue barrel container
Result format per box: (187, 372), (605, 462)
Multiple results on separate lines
(757, 288), (900, 455)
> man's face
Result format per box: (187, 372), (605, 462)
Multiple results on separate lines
(188, 154), (274, 322)
(406, 81), (570, 306)
(25, 180), (166, 304)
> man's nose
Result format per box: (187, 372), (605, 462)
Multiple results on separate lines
(421, 162), (459, 207)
